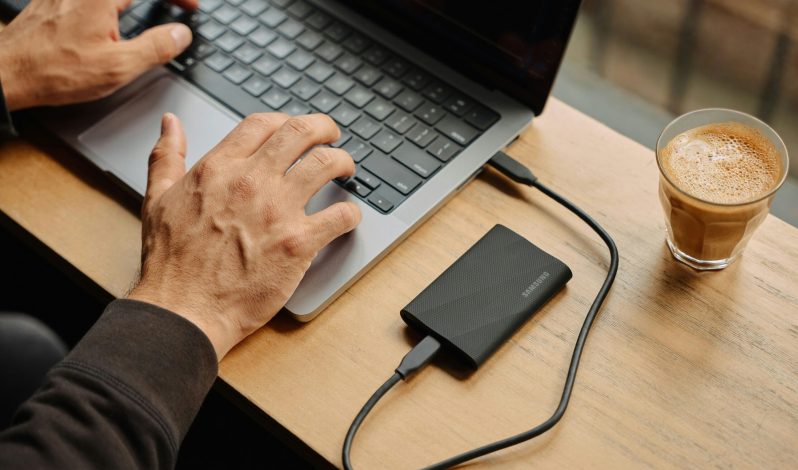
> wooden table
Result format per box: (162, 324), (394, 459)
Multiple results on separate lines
(1, 99), (796, 469)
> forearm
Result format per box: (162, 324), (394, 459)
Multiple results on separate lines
(0, 300), (218, 469)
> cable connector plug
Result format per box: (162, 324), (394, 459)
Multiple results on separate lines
(488, 150), (537, 186)
(395, 336), (441, 380)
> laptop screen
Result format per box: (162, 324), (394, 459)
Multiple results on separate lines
(338, 0), (582, 115)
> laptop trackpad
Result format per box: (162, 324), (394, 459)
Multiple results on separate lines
(79, 76), (239, 195)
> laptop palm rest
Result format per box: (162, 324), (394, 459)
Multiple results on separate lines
(78, 76), (239, 195)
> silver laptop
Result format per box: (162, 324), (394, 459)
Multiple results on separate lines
(39, 0), (581, 321)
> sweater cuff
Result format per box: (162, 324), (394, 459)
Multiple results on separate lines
(66, 299), (218, 443)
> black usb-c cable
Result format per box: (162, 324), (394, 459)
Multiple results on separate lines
(342, 150), (619, 469)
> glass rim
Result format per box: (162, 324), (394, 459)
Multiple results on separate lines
(655, 108), (790, 207)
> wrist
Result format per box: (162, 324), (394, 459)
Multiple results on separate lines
(127, 282), (240, 360)
(0, 51), (32, 111)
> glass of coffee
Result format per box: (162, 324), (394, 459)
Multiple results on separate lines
(656, 108), (789, 270)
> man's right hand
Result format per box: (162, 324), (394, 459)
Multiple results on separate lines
(128, 113), (362, 360)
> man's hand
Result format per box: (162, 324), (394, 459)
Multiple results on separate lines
(128, 113), (362, 360)
(0, 0), (199, 111)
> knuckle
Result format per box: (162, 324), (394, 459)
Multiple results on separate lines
(149, 146), (170, 166)
(230, 173), (258, 199)
(149, 37), (175, 64)
(307, 147), (335, 169)
(280, 228), (310, 257)
(284, 116), (314, 137)
(192, 160), (216, 185)
(334, 203), (356, 229)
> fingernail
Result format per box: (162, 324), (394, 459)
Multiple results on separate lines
(161, 113), (174, 134)
(170, 24), (192, 52)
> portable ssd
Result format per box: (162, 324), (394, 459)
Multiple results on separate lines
(401, 224), (572, 368)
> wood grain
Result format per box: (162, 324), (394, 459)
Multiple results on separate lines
(1, 99), (796, 469)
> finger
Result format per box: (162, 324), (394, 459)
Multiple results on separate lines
(255, 114), (340, 172)
(146, 113), (187, 203)
(286, 147), (355, 202)
(167, 0), (200, 10)
(305, 202), (362, 252)
(205, 113), (290, 161)
(119, 23), (192, 79)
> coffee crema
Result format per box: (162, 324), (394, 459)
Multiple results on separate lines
(659, 122), (783, 204)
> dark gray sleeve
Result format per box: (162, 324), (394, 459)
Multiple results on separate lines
(0, 299), (218, 469)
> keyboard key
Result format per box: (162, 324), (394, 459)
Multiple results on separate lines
(271, 0), (294, 7)
(296, 30), (324, 50)
(226, 0), (244, 6)
(305, 62), (334, 82)
(325, 21), (351, 42)
(394, 90), (423, 112)
(427, 136), (461, 162)
(363, 45), (390, 65)
(406, 125), (437, 148)
(261, 87), (291, 109)
(436, 114), (479, 146)
(344, 86), (375, 108)
(198, 21), (226, 40)
(374, 77), (403, 99)
(402, 70), (430, 91)
(189, 41), (217, 60)
(415, 103), (444, 125)
(343, 33), (371, 54)
(385, 112), (417, 134)
(342, 138), (373, 162)
(290, 78), (321, 100)
(422, 82), (452, 104)
(383, 58), (409, 78)
(306, 11), (332, 30)
(367, 190), (394, 212)
(223, 63), (252, 84)
(315, 42), (343, 62)
(187, 63), (269, 116)
(331, 129), (351, 148)
(286, 49), (315, 70)
(325, 74), (355, 95)
(248, 26), (277, 47)
(335, 54), (363, 74)
(287, 0), (313, 18)
(281, 99), (311, 115)
(350, 116), (381, 140)
(341, 179), (368, 198)
(362, 153), (421, 195)
(392, 142), (441, 178)
(230, 15), (258, 35)
(353, 65), (382, 87)
(242, 75), (271, 96)
(240, 0), (268, 16)
(215, 31), (245, 52)
(277, 18), (305, 38)
(464, 105), (499, 131)
(309, 90), (340, 113)
(442, 95), (472, 117)
(272, 66), (302, 88)
(355, 169), (380, 189)
(171, 54), (197, 71)
(372, 129), (402, 154)
(364, 98), (396, 121)
(329, 103), (361, 126)
(252, 55), (280, 75)
(205, 52), (233, 71)
(233, 43), (262, 63)
(199, 0), (223, 13)
(119, 15), (141, 37)
(259, 8), (286, 27)
(212, 4), (240, 24)
(267, 38), (296, 59)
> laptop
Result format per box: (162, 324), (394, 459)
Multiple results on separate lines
(31, 0), (581, 321)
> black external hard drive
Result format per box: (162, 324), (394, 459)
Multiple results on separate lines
(401, 225), (572, 368)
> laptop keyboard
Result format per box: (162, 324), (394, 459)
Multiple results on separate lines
(120, 0), (499, 214)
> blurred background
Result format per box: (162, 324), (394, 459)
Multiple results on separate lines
(552, 0), (798, 226)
